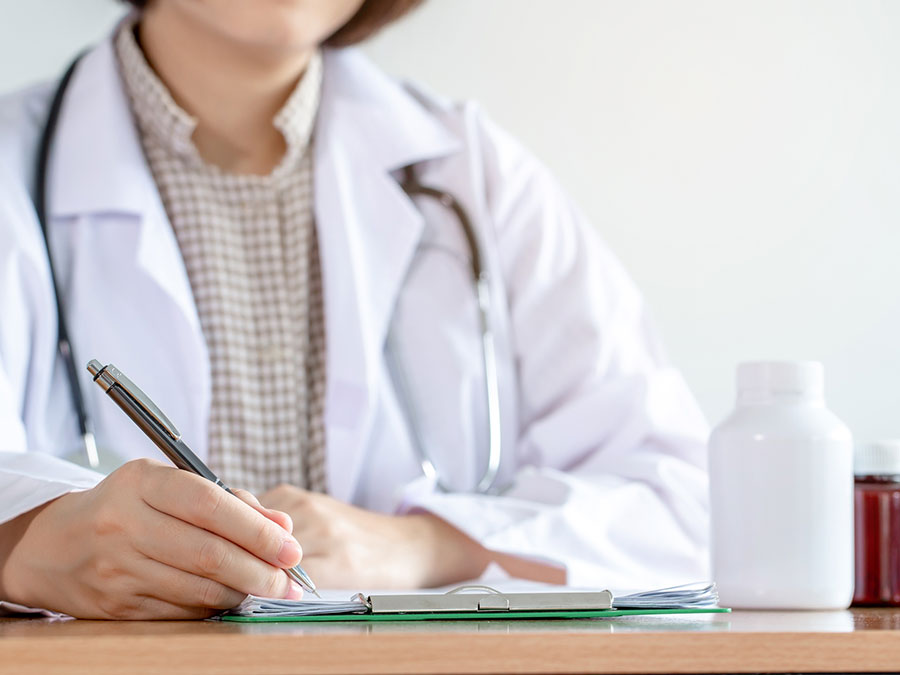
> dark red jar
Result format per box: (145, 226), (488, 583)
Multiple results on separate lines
(853, 441), (900, 606)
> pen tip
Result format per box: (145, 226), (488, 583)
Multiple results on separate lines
(312, 590), (322, 599)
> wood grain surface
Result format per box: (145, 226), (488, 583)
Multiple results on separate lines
(2, 608), (898, 674)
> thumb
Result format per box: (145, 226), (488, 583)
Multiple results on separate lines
(232, 488), (294, 534)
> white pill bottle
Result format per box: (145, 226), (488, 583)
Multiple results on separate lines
(709, 361), (854, 609)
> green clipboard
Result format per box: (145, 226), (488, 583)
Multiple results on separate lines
(220, 607), (731, 623)
(218, 586), (731, 623)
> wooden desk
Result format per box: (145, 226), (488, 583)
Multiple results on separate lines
(2, 608), (899, 674)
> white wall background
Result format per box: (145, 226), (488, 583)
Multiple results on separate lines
(2, 0), (899, 444)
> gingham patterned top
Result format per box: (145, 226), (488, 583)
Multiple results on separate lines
(114, 24), (328, 494)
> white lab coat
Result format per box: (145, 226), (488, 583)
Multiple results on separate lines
(0, 38), (710, 591)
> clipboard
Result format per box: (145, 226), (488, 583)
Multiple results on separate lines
(218, 585), (731, 623)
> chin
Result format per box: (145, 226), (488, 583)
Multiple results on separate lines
(184, 0), (364, 52)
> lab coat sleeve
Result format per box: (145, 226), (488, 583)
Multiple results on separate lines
(0, 168), (104, 530)
(401, 106), (710, 590)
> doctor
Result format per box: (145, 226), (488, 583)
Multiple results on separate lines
(0, 0), (709, 620)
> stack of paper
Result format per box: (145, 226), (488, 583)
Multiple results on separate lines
(613, 582), (719, 609)
(223, 593), (368, 618)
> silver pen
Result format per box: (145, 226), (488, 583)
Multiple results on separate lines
(86, 359), (320, 598)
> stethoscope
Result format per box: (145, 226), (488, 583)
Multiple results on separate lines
(34, 54), (503, 494)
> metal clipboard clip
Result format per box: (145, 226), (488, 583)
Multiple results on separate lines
(363, 585), (614, 614)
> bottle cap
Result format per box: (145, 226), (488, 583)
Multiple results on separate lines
(854, 440), (900, 476)
(737, 361), (824, 394)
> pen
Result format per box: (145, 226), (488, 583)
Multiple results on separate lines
(85, 359), (320, 598)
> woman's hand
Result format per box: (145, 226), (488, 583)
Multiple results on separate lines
(259, 485), (489, 589)
(0, 459), (305, 619)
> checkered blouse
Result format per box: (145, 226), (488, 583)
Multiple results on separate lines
(114, 24), (327, 494)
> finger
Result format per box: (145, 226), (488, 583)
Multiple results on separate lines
(132, 557), (247, 610)
(232, 489), (293, 534)
(140, 467), (303, 569)
(96, 597), (216, 621)
(134, 506), (303, 600)
(86, 588), (218, 621)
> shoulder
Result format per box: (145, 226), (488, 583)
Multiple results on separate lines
(396, 77), (574, 242)
(401, 77), (542, 179)
(363, 65), (559, 238)
(323, 47), (539, 181)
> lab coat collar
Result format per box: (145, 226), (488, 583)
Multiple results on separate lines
(50, 39), (152, 218)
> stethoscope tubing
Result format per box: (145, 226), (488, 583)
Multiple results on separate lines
(397, 166), (503, 494)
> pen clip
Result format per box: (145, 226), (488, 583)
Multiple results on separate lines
(87, 360), (182, 441)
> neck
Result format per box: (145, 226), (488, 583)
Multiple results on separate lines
(138, 7), (313, 174)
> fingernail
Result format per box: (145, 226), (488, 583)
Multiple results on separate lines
(277, 539), (302, 566)
(285, 582), (304, 601)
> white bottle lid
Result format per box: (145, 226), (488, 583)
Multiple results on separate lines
(737, 361), (824, 394)
(854, 440), (900, 476)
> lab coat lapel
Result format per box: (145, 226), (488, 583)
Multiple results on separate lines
(313, 148), (416, 502)
(316, 50), (460, 501)
(48, 39), (210, 457)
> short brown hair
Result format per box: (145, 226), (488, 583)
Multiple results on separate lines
(120, 0), (423, 47)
